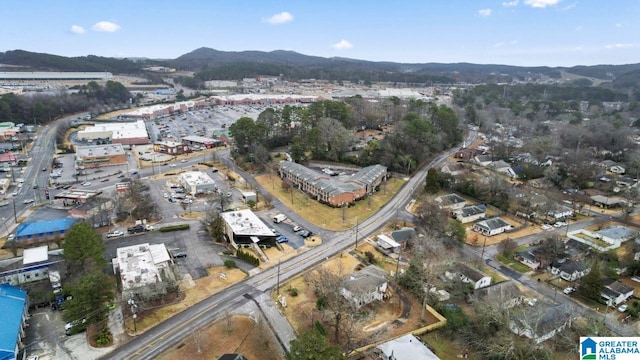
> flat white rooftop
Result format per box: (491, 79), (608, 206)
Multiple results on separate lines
(76, 143), (125, 157)
(221, 209), (274, 237)
(115, 243), (170, 291)
(78, 120), (148, 140)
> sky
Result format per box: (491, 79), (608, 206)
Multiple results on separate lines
(1, 0), (639, 67)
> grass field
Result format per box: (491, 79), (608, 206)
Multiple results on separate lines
(255, 174), (405, 231)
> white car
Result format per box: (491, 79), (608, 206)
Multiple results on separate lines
(23, 199), (34, 204)
(81, 182), (91, 186)
(180, 159), (188, 163)
(541, 224), (553, 231)
(12, 190), (18, 197)
(107, 230), (124, 238)
(169, 163), (177, 167)
(163, 192), (169, 198)
(618, 304), (628, 312)
(563, 287), (575, 295)
(554, 221), (568, 228)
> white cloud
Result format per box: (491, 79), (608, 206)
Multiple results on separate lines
(92, 21), (121, 32)
(264, 11), (293, 24)
(70, 25), (86, 35)
(616, 23), (623, 28)
(604, 43), (633, 49)
(502, 0), (519, 7)
(523, 0), (561, 8)
(332, 40), (353, 50)
(478, 8), (492, 17)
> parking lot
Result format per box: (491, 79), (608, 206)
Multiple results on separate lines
(259, 210), (310, 250)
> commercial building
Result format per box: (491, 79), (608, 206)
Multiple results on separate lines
(277, 161), (387, 207)
(0, 245), (64, 286)
(0, 71), (113, 80)
(75, 144), (127, 168)
(177, 171), (217, 195)
(153, 140), (189, 155)
(0, 283), (29, 360)
(14, 218), (79, 245)
(112, 243), (172, 300)
(181, 135), (224, 149)
(220, 209), (276, 248)
(77, 120), (149, 145)
(208, 94), (318, 106)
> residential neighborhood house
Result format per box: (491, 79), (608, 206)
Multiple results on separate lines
(452, 204), (487, 224)
(340, 265), (389, 309)
(472, 217), (513, 237)
(509, 303), (574, 344)
(445, 263), (491, 290)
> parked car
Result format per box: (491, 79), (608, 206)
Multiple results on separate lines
(292, 225), (302, 232)
(7, 234), (15, 241)
(81, 182), (91, 186)
(554, 221), (568, 228)
(270, 228), (280, 236)
(173, 252), (187, 258)
(276, 235), (288, 243)
(65, 318), (86, 336)
(127, 225), (145, 234)
(297, 230), (312, 238)
(541, 224), (553, 231)
(12, 190), (18, 197)
(180, 159), (188, 163)
(563, 287), (575, 295)
(107, 230), (124, 238)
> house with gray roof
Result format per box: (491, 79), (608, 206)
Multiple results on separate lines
(549, 258), (590, 282)
(453, 204), (487, 224)
(509, 303), (574, 344)
(601, 278), (634, 306)
(278, 161), (387, 207)
(474, 280), (523, 309)
(340, 265), (388, 309)
(445, 263), (491, 290)
(435, 193), (466, 210)
(515, 248), (541, 269)
(391, 227), (416, 244)
(472, 217), (513, 237)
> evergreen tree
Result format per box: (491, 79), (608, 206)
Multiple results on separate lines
(425, 168), (441, 194)
(287, 329), (345, 360)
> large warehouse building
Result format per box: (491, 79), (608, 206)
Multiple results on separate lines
(76, 144), (127, 168)
(77, 120), (149, 145)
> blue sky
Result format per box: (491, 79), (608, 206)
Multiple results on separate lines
(1, 0), (638, 67)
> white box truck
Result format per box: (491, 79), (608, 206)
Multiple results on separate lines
(273, 214), (287, 223)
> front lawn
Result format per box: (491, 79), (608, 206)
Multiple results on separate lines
(495, 253), (533, 273)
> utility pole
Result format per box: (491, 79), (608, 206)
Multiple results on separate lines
(480, 236), (487, 261)
(276, 259), (281, 295)
(355, 216), (359, 249)
(12, 198), (17, 223)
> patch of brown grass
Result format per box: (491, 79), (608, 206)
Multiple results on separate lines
(159, 315), (282, 360)
(255, 174), (405, 231)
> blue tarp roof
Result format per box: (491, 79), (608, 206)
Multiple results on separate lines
(0, 283), (27, 360)
(16, 218), (78, 239)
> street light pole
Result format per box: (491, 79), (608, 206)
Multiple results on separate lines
(355, 216), (359, 249)
(128, 298), (138, 334)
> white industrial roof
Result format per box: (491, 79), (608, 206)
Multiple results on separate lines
(115, 243), (170, 291)
(221, 209), (274, 237)
(23, 245), (49, 265)
(76, 143), (125, 157)
(376, 234), (401, 249)
(179, 171), (216, 186)
(377, 334), (441, 360)
(78, 120), (149, 140)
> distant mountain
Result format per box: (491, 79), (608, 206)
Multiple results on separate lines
(1, 48), (640, 88)
(0, 50), (143, 74)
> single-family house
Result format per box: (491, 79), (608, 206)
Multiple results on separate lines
(474, 280), (524, 309)
(453, 204), (487, 224)
(515, 248), (541, 270)
(446, 263), (491, 290)
(472, 217), (513, 237)
(435, 193), (466, 210)
(489, 160), (518, 178)
(455, 147), (484, 160)
(549, 259), (590, 282)
(375, 334), (441, 360)
(610, 165), (626, 174)
(547, 205), (574, 220)
(509, 303), (574, 344)
(391, 227), (416, 245)
(474, 155), (494, 167)
(601, 278), (634, 306)
(376, 234), (401, 253)
(341, 265), (388, 309)
(440, 162), (465, 176)
(595, 226), (638, 248)
(591, 195), (626, 209)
